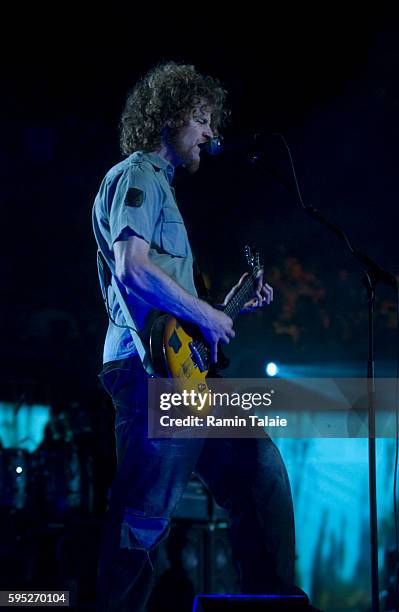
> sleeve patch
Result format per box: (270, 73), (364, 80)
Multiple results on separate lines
(124, 187), (144, 207)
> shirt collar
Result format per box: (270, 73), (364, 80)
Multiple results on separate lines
(134, 151), (175, 184)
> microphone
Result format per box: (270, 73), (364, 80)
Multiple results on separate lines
(199, 137), (224, 155)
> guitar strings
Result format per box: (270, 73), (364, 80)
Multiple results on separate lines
(195, 266), (260, 367)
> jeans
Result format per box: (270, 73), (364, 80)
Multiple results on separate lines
(96, 356), (296, 611)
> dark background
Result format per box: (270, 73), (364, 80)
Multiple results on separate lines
(2, 5), (399, 404)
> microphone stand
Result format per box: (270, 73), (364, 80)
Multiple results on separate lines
(249, 153), (398, 612)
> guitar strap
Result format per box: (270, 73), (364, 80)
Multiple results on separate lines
(96, 250), (156, 375)
(193, 257), (212, 303)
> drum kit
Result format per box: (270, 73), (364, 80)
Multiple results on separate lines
(0, 408), (95, 522)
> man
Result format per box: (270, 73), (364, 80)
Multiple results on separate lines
(92, 62), (297, 611)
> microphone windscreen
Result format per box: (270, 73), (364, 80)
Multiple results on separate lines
(200, 137), (224, 155)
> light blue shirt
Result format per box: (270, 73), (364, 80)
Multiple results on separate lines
(92, 151), (197, 364)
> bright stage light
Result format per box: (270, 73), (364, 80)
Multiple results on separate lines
(266, 362), (279, 377)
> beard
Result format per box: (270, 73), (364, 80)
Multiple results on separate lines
(167, 128), (201, 174)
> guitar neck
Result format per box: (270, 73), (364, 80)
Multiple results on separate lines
(192, 266), (260, 371)
(222, 269), (259, 321)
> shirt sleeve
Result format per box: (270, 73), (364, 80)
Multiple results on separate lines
(109, 164), (162, 246)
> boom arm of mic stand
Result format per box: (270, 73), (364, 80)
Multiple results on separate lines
(303, 205), (398, 289)
(250, 155), (398, 288)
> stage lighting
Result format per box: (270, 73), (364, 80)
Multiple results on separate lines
(266, 362), (279, 377)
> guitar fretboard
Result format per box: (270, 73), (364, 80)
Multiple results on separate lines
(195, 266), (261, 368)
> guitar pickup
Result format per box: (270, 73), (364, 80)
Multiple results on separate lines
(189, 342), (206, 372)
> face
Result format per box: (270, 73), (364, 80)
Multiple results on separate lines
(168, 102), (214, 173)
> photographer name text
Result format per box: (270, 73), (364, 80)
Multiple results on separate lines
(159, 415), (287, 428)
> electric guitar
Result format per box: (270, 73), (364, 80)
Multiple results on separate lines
(149, 246), (263, 390)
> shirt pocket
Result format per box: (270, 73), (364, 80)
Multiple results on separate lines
(160, 207), (188, 257)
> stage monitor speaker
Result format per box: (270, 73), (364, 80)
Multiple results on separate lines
(193, 594), (310, 611)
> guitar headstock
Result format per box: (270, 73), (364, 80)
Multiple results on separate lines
(244, 245), (262, 272)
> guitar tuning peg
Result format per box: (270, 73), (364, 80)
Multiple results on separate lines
(244, 245), (252, 266)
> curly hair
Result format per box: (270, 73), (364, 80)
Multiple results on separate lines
(119, 62), (229, 155)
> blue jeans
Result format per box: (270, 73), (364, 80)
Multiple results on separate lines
(97, 357), (296, 611)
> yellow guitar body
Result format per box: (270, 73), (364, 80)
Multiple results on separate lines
(163, 317), (208, 385)
(150, 314), (211, 414)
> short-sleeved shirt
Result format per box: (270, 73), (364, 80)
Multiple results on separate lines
(92, 151), (197, 364)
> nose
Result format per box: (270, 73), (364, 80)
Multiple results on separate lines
(203, 124), (213, 140)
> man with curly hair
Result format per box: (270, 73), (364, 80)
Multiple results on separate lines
(92, 62), (300, 611)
